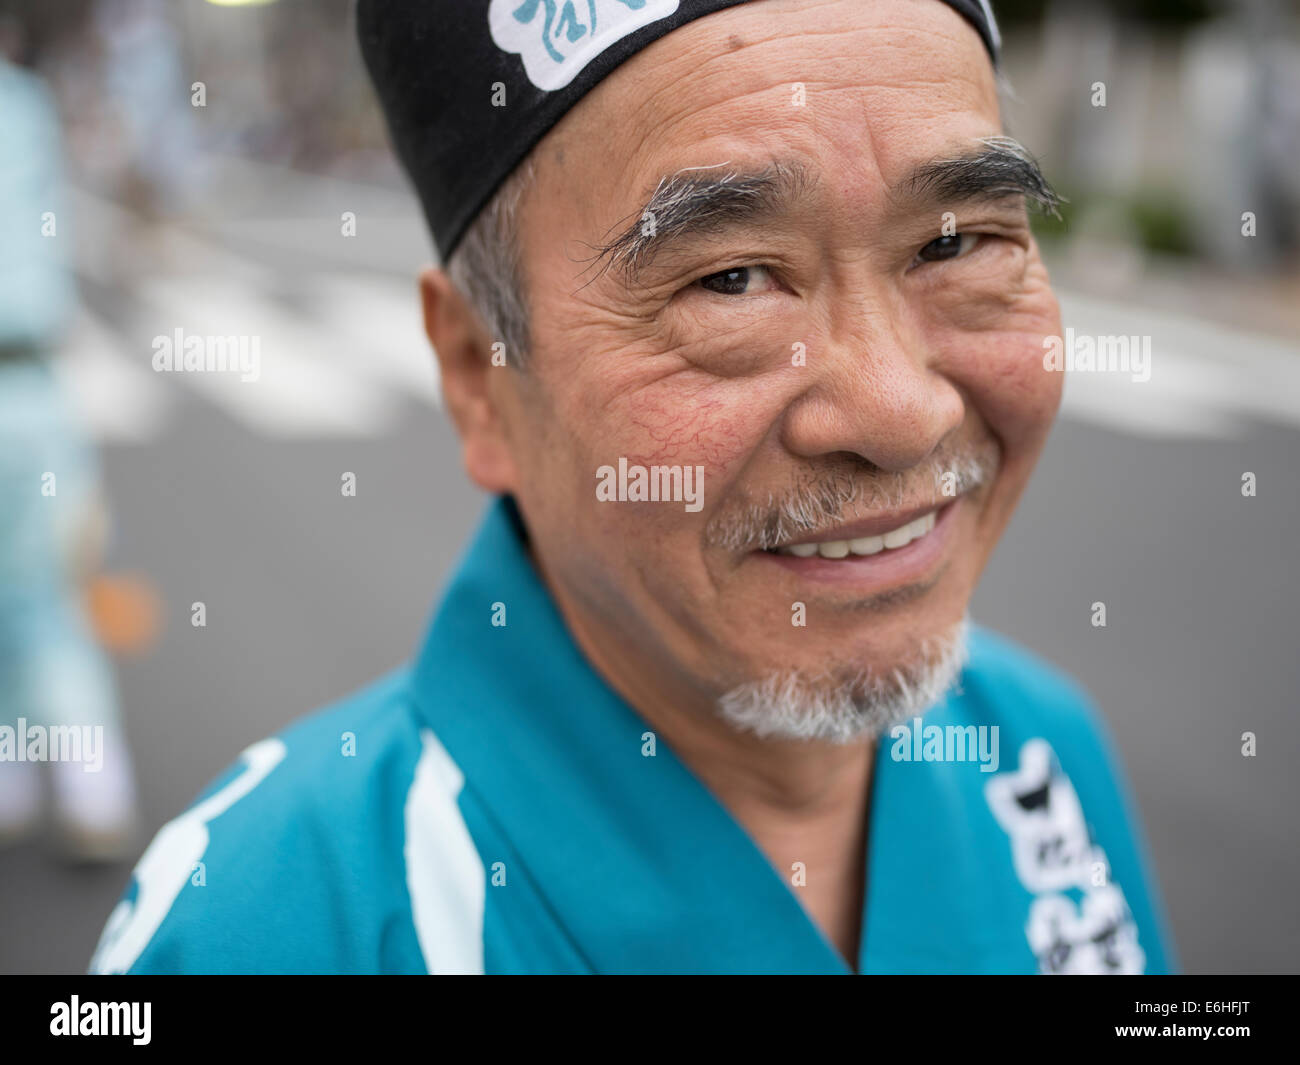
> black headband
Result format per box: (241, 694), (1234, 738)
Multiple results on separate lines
(357, 0), (1002, 263)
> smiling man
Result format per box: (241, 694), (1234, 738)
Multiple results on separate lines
(91, 0), (1174, 975)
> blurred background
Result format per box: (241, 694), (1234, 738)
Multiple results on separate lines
(0, 0), (1296, 974)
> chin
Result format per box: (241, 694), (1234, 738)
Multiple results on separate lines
(716, 612), (973, 744)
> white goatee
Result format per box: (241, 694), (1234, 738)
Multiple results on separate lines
(716, 614), (971, 744)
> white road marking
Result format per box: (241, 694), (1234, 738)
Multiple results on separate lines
(136, 277), (402, 438)
(1057, 292), (1300, 439)
(306, 275), (441, 408)
(51, 308), (174, 444)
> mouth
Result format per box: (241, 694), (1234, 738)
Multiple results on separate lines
(752, 498), (962, 591)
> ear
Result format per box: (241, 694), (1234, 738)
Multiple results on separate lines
(419, 267), (520, 495)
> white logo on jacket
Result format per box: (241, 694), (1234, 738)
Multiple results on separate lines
(89, 738), (286, 974)
(986, 738), (1146, 974)
(490, 0), (681, 91)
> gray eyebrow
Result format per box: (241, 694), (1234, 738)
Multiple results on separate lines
(907, 135), (1062, 217)
(589, 136), (1059, 284)
(588, 160), (814, 282)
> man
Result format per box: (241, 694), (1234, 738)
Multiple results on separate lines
(92, 0), (1174, 974)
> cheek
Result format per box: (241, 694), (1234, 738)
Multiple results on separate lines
(934, 267), (1063, 459)
(552, 336), (785, 486)
(531, 361), (766, 528)
(619, 391), (752, 470)
(964, 331), (1063, 455)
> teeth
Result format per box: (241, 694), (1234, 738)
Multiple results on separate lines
(880, 525), (909, 549)
(778, 510), (937, 558)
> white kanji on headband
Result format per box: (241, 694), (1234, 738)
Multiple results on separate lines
(489, 0), (682, 91)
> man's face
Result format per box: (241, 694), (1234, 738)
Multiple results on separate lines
(490, 0), (1062, 725)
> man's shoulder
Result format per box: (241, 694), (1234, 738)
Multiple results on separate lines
(89, 668), (463, 974)
(252, 668), (424, 791)
(199, 667), (429, 828)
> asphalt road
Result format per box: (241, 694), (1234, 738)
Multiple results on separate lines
(1, 170), (1296, 975)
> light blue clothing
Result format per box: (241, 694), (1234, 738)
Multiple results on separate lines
(0, 59), (115, 739)
(0, 58), (74, 352)
(92, 497), (1176, 974)
(0, 360), (118, 739)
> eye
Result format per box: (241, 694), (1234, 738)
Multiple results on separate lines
(913, 232), (982, 266)
(695, 264), (778, 296)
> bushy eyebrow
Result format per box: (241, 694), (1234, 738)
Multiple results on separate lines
(908, 135), (1061, 217)
(588, 136), (1060, 284)
(587, 160), (814, 282)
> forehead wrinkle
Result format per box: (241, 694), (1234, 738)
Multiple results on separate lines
(539, 2), (1001, 289)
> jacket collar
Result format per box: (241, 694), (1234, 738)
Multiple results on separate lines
(411, 496), (999, 973)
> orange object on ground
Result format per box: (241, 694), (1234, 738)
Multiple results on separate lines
(86, 574), (162, 655)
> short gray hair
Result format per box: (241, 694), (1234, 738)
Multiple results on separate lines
(444, 156), (537, 370)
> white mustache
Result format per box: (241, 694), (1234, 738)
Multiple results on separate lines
(704, 445), (999, 553)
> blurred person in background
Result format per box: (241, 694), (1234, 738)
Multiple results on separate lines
(88, 0), (198, 216)
(0, 13), (139, 861)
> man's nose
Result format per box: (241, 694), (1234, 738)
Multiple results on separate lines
(779, 307), (965, 473)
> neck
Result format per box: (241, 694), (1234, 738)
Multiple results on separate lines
(539, 548), (875, 968)
(641, 690), (876, 969)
